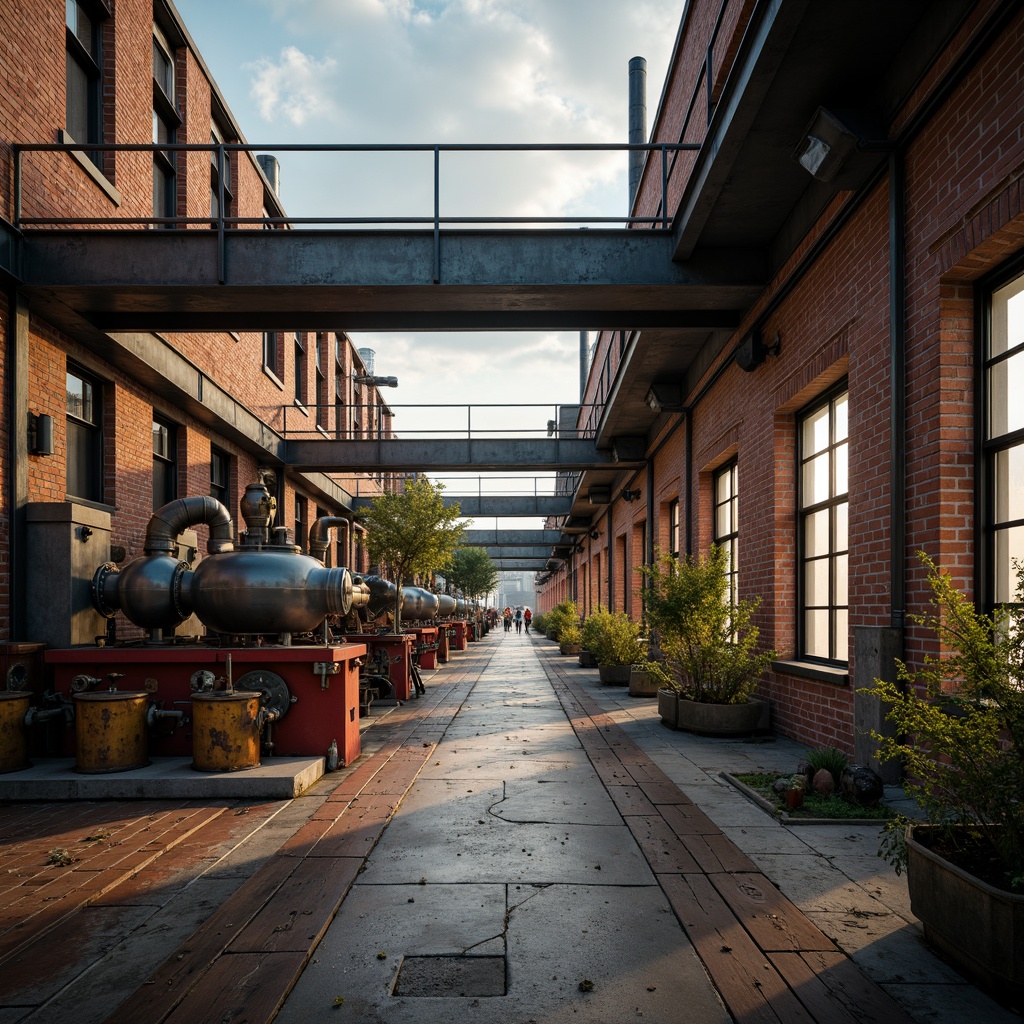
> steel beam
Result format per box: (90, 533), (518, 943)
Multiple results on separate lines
(17, 229), (763, 332)
(352, 495), (573, 517)
(491, 559), (552, 570)
(283, 437), (638, 472)
(463, 529), (561, 547)
(479, 546), (555, 559)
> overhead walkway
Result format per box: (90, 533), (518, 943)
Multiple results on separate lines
(1, 631), (1003, 1024)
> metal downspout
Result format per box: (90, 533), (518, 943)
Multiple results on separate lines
(607, 507), (614, 610)
(889, 149), (906, 632)
(7, 291), (28, 639)
(646, 456), (655, 567)
(684, 407), (693, 557)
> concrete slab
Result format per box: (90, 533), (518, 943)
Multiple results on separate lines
(277, 883), (730, 1024)
(747, 852), (895, 915)
(0, 756), (324, 800)
(882, 981), (1022, 1024)
(491, 778), (624, 826)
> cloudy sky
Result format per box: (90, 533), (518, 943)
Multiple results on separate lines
(173, 0), (683, 529)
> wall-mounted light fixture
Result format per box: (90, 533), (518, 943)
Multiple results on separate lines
(644, 382), (684, 414)
(622, 488), (641, 502)
(547, 419), (557, 437)
(589, 530), (600, 540)
(735, 330), (782, 373)
(793, 107), (887, 182)
(29, 413), (54, 456)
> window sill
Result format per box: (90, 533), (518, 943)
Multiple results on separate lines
(64, 495), (117, 514)
(292, 400), (310, 417)
(59, 130), (122, 207)
(771, 659), (849, 686)
(262, 365), (284, 390)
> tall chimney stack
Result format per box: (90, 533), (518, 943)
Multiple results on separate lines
(628, 56), (647, 211)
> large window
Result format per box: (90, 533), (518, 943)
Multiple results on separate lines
(152, 416), (177, 510)
(986, 267), (1024, 604)
(65, 0), (103, 168)
(152, 25), (178, 223)
(209, 124), (233, 221)
(714, 461), (739, 608)
(798, 387), (849, 662)
(210, 446), (230, 509)
(294, 333), (307, 405)
(66, 364), (104, 503)
(668, 499), (680, 558)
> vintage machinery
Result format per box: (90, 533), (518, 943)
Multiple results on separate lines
(41, 481), (368, 770)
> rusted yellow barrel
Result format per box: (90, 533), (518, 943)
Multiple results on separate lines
(0, 691), (32, 773)
(74, 691), (150, 773)
(191, 691), (261, 772)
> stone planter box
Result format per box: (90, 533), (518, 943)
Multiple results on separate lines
(907, 824), (1024, 1001)
(598, 664), (630, 685)
(578, 649), (597, 668)
(559, 642), (581, 656)
(658, 688), (679, 727)
(676, 697), (768, 736)
(628, 667), (658, 697)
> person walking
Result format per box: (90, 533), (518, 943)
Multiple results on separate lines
(524, 607), (532, 634)
(514, 608), (523, 634)
(503, 608), (512, 632)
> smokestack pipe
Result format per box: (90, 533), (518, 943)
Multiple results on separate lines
(579, 330), (589, 403)
(628, 56), (647, 210)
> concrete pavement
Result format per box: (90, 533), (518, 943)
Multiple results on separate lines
(0, 628), (1016, 1023)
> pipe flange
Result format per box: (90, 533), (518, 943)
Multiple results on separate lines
(170, 561), (191, 621)
(234, 670), (291, 720)
(91, 562), (120, 618)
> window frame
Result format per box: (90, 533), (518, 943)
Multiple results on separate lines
(151, 22), (180, 225)
(66, 361), (105, 504)
(668, 498), (680, 559)
(152, 414), (178, 511)
(980, 255), (1024, 609)
(796, 382), (849, 664)
(210, 445), (230, 509)
(65, 0), (106, 170)
(713, 460), (739, 610)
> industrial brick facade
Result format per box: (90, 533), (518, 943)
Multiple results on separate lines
(538, 0), (1024, 753)
(1, 0), (394, 645)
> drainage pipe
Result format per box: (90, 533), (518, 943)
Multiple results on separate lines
(889, 148), (906, 631)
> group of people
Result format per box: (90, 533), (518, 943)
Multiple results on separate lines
(502, 606), (532, 634)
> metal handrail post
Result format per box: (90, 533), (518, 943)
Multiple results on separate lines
(433, 146), (440, 283)
(216, 144), (226, 284)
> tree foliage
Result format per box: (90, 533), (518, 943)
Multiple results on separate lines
(361, 479), (466, 625)
(446, 546), (498, 602)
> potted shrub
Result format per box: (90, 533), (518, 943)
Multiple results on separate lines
(581, 607), (646, 684)
(559, 623), (582, 656)
(639, 545), (775, 734)
(865, 553), (1024, 1002)
(544, 600), (578, 643)
(629, 660), (664, 697)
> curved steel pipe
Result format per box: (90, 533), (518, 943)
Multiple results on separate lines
(145, 496), (233, 556)
(309, 516), (349, 563)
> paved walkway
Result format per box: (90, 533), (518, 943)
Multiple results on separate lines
(0, 631), (1016, 1023)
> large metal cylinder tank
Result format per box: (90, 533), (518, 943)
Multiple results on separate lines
(74, 691), (150, 773)
(191, 691), (261, 771)
(436, 594), (456, 618)
(0, 691), (31, 773)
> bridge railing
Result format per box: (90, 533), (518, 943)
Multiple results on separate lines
(279, 402), (600, 442)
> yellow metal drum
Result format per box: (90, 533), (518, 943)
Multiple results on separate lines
(0, 691), (32, 773)
(73, 691), (150, 773)
(191, 691), (261, 772)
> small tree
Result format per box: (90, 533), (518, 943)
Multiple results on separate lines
(638, 544), (774, 704)
(361, 479), (466, 629)
(446, 546), (499, 605)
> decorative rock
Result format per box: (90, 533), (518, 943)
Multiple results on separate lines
(840, 763), (884, 807)
(812, 768), (835, 796)
(772, 777), (790, 796)
(796, 759), (814, 788)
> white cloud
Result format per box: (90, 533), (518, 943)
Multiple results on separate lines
(247, 46), (338, 125)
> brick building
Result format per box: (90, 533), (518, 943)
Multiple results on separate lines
(536, 0), (1024, 757)
(1, 0), (397, 649)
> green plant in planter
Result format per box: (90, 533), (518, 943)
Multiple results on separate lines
(638, 544), (775, 704)
(559, 622), (582, 646)
(580, 607), (646, 667)
(864, 553), (1024, 892)
(545, 600), (579, 642)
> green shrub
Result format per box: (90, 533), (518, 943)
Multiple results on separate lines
(580, 607), (646, 667)
(864, 553), (1024, 890)
(559, 622), (582, 646)
(638, 545), (775, 704)
(545, 601), (579, 642)
(531, 613), (548, 636)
